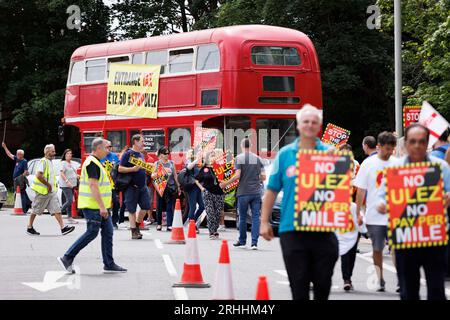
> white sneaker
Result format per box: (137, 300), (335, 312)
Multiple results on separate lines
(251, 245), (258, 250)
(217, 225), (226, 232)
(67, 218), (79, 224)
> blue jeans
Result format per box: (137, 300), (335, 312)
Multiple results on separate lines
(61, 187), (74, 217)
(187, 187), (205, 221)
(64, 209), (114, 267)
(237, 194), (262, 246)
(156, 191), (175, 227)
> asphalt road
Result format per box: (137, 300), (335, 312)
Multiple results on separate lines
(1, 208), (449, 300)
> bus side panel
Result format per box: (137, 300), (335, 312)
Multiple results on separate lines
(80, 84), (107, 113)
(64, 86), (80, 117)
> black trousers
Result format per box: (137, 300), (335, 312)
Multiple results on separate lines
(395, 246), (447, 300)
(280, 231), (339, 300)
(341, 235), (360, 281)
(111, 189), (120, 225)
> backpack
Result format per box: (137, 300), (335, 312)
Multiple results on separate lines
(113, 150), (133, 191)
(178, 167), (196, 192)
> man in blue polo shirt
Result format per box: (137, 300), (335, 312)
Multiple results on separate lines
(260, 104), (337, 300)
(2, 142), (30, 212)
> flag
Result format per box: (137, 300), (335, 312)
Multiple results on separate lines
(418, 101), (450, 149)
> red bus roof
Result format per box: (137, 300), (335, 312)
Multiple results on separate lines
(71, 24), (314, 61)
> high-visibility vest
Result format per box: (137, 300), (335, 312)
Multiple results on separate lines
(77, 155), (112, 209)
(31, 158), (56, 195)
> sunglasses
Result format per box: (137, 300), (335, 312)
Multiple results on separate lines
(406, 139), (427, 145)
(163, 152), (170, 155)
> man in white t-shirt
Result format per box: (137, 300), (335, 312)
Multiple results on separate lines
(354, 131), (397, 292)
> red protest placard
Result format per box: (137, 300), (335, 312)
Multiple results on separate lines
(153, 162), (168, 197)
(385, 163), (448, 249)
(294, 150), (353, 232)
(403, 105), (421, 129)
(212, 152), (239, 194)
(321, 123), (351, 147)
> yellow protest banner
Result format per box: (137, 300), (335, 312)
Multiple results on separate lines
(106, 64), (160, 119)
(129, 155), (155, 174)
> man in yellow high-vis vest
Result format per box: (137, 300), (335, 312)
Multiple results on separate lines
(58, 138), (126, 274)
(27, 144), (75, 236)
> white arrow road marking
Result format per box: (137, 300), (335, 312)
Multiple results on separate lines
(22, 271), (71, 293)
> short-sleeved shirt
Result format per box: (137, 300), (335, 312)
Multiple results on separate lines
(86, 157), (101, 180)
(235, 152), (264, 197)
(354, 155), (397, 226)
(36, 158), (56, 194)
(101, 152), (119, 167)
(13, 156), (28, 179)
(119, 149), (146, 188)
(58, 161), (78, 188)
(430, 144), (450, 160)
(267, 137), (331, 234)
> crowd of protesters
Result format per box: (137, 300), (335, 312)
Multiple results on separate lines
(3, 102), (450, 301)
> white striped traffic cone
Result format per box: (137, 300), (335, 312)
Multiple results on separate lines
(173, 219), (210, 288)
(212, 240), (235, 300)
(167, 199), (185, 244)
(13, 186), (25, 215)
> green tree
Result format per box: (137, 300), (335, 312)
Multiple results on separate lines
(378, 0), (450, 118)
(111, 0), (224, 38)
(211, 0), (395, 159)
(0, 0), (110, 157)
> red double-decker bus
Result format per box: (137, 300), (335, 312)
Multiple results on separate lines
(64, 24), (322, 164)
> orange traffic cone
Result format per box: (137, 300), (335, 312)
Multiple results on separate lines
(255, 276), (270, 300)
(13, 186), (25, 215)
(212, 240), (235, 300)
(167, 199), (185, 244)
(173, 220), (210, 288)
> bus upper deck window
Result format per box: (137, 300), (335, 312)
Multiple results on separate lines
(251, 46), (301, 66)
(169, 48), (194, 73)
(86, 59), (106, 82)
(107, 56), (130, 77)
(196, 44), (220, 71)
(69, 61), (84, 84)
(146, 50), (167, 74)
(132, 53), (144, 64)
